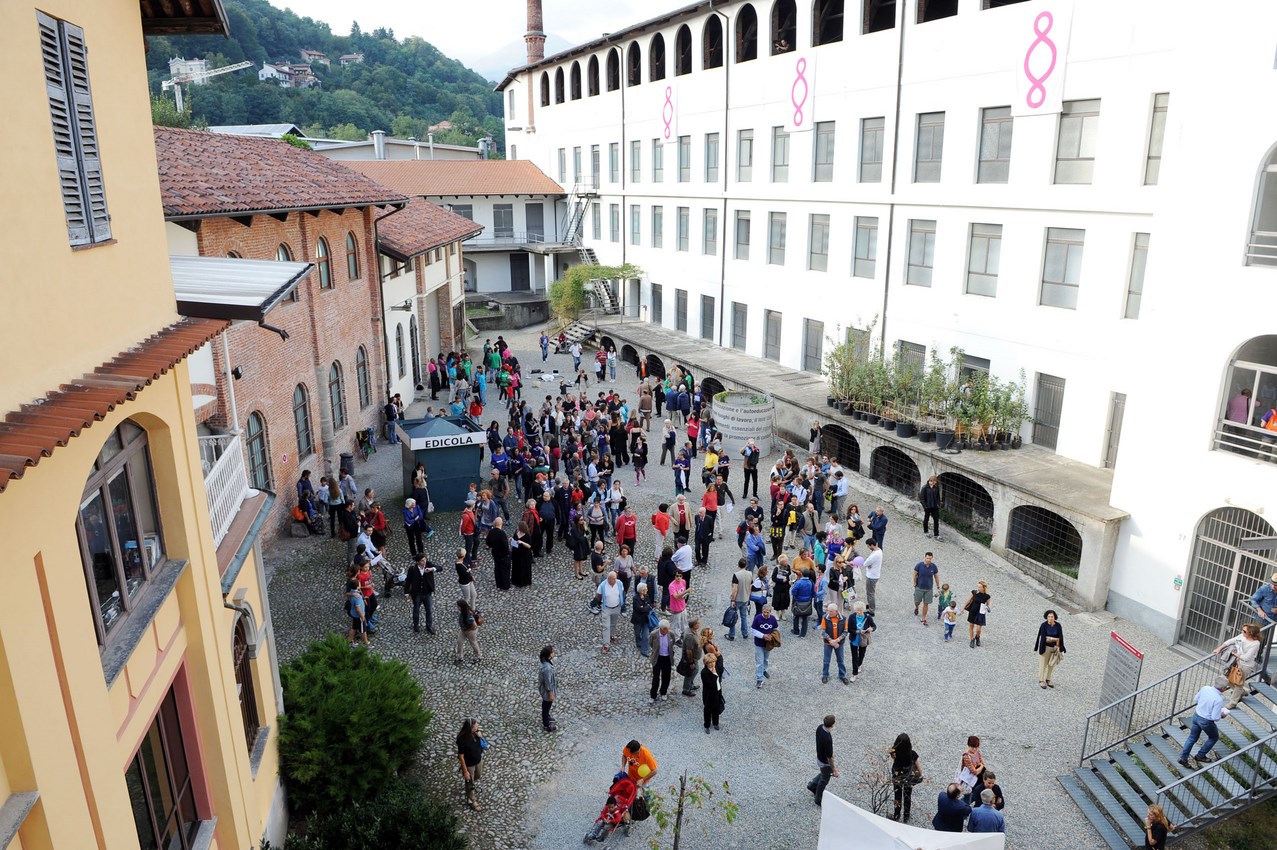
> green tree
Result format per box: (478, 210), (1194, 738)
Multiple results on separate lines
(281, 777), (467, 850)
(645, 768), (739, 850)
(325, 122), (366, 141)
(550, 263), (643, 324)
(151, 95), (192, 128)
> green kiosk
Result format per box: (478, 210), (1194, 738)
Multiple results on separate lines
(396, 415), (486, 512)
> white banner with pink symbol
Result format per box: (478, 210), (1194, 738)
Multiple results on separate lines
(656, 83), (677, 144)
(1012, 2), (1074, 117)
(776, 53), (816, 133)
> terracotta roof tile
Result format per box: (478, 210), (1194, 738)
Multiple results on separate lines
(378, 198), (484, 260)
(0, 318), (228, 495)
(342, 160), (565, 198)
(154, 127), (407, 219)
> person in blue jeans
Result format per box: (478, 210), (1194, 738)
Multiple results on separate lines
(745, 524), (767, 571)
(1178, 677), (1232, 767)
(791, 570), (815, 637)
(727, 559), (753, 640)
(819, 603), (849, 684)
(752, 604), (779, 688)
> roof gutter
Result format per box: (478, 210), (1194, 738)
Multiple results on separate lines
(379, 226), (485, 262)
(163, 198), (409, 223)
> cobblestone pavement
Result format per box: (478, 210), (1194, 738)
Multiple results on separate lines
(266, 327), (1194, 850)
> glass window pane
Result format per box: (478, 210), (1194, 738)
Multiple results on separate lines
(82, 491), (125, 633)
(1057, 118), (1082, 159)
(109, 472), (145, 597)
(968, 236), (987, 272)
(1043, 243), (1067, 281)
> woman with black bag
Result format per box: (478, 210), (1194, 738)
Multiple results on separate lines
(701, 652), (724, 733)
(889, 733), (922, 822)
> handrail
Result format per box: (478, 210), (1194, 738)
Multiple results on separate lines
(1079, 621), (1276, 765)
(1156, 726), (1277, 830)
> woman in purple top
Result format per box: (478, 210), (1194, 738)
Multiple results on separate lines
(751, 604), (779, 688)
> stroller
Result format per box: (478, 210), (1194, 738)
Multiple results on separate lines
(584, 773), (644, 844)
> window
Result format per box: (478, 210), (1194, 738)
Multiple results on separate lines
(587, 56), (600, 96)
(591, 204), (602, 240)
(630, 204), (641, 245)
(555, 67), (564, 103)
(1125, 233), (1150, 319)
(808, 214), (830, 271)
(764, 309), (783, 361)
(630, 140), (641, 183)
(1145, 93), (1169, 185)
(651, 206), (664, 248)
(675, 24), (693, 75)
(609, 142), (620, 183)
(355, 346), (371, 408)
(345, 232), (360, 280)
(1054, 99), (1101, 184)
(573, 146), (582, 182)
(557, 148), (566, 183)
(607, 49), (620, 91)
(771, 126), (790, 182)
(859, 117), (884, 182)
(126, 689), (202, 849)
(897, 341), (926, 374)
(965, 223), (1002, 297)
(627, 42), (642, 86)
(508, 89), (516, 118)
(676, 289), (688, 331)
(233, 619), (261, 752)
(906, 220), (936, 287)
(678, 135), (691, 182)
(610, 204), (620, 242)
(493, 204), (514, 238)
(37, 12), (111, 247)
(510, 144), (517, 161)
(315, 237), (332, 288)
(1215, 336), (1277, 455)
(652, 283), (664, 324)
(395, 324), (406, 378)
(1033, 373), (1066, 451)
(960, 354), (990, 381)
(245, 411), (271, 491)
(540, 72), (550, 106)
(914, 112), (945, 183)
(703, 208), (718, 255)
(918, 0), (958, 22)
(735, 210), (751, 260)
(293, 384), (313, 458)
(77, 420), (164, 642)
(978, 106), (1013, 184)
(1250, 146), (1277, 266)
(701, 295), (715, 340)
(772, 0), (797, 53)
(737, 129), (754, 181)
(813, 0), (845, 45)
(570, 62), (581, 99)
(452, 204), (473, 220)
(590, 144), (600, 188)
(277, 243), (299, 302)
(732, 302), (748, 350)
(409, 317), (420, 385)
(676, 206), (690, 251)
(650, 33), (667, 81)
(863, 0), (896, 33)
(703, 15), (724, 68)
(853, 216), (878, 278)
(1041, 227), (1085, 309)
(652, 139), (664, 182)
(802, 319), (825, 372)
(705, 133), (720, 182)
(328, 362), (347, 430)
(736, 4), (759, 62)
(813, 121), (836, 182)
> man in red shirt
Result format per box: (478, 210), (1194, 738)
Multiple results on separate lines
(615, 505), (639, 552)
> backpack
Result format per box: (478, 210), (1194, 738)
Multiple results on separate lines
(630, 793), (650, 821)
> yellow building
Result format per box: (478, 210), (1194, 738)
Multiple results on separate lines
(0, 2), (292, 848)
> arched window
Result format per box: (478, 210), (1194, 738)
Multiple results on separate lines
(293, 384), (313, 458)
(606, 49), (620, 91)
(315, 236), (332, 289)
(650, 33), (667, 81)
(627, 42), (642, 86)
(226, 250), (240, 258)
(674, 25), (692, 75)
(570, 61), (582, 99)
(277, 243), (298, 302)
(1215, 335), (1277, 455)
(245, 411), (271, 491)
(233, 618), (260, 751)
(345, 231), (359, 280)
(813, 0), (845, 45)
(554, 67), (565, 103)
(703, 15), (724, 68)
(772, 0), (796, 54)
(1007, 505), (1083, 577)
(540, 71), (550, 106)
(1248, 145), (1277, 266)
(409, 316), (421, 384)
(328, 362), (347, 430)
(355, 346), (371, 408)
(395, 324), (406, 378)
(1180, 507), (1276, 650)
(736, 4), (759, 62)
(76, 419), (165, 643)
(587, 55), (600, 96)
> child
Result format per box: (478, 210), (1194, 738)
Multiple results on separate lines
(937, 583), (954, 615)
(941, 599), (959, 642)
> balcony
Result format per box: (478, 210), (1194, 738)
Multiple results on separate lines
(199, 433), (250, 547)
(462, 231), (577, 253)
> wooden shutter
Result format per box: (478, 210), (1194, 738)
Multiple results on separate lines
(37, 11), (90, 245)
(63, 21), (109, 242)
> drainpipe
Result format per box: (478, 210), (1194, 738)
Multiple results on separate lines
(880, 0), (908, 356)
(373, 202), (410, 400)
(711, 1), (730, 348)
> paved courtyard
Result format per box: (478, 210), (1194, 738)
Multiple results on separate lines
(265, 327), (1196, 850)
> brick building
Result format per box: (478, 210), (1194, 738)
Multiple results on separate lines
(155, 126), (408, 534)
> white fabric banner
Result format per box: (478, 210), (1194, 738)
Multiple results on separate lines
(817, 793), (1006, 850)
(1011, 2), (1074, 117)
(775, 52), (816, 133)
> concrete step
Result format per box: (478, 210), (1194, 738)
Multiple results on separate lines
(1074, 766), (1148, 846)
(1110, 749), (1192, 824)
(1058, 773), (1134, 850)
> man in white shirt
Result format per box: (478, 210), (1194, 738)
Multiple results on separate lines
(831, 471), (849, 519)
(1178, 677), (1231, 767)
(570, 341), (583, 371)
(863, 539), (883, 615)
(598, 571), (626, 652)
(672, 536), (696, 587)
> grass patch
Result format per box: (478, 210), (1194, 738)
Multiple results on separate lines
(1198, 796), (1277, 850)
(466, 305), (501, 318)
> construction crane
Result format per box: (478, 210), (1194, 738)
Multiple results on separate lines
(161, 60), (253, 112)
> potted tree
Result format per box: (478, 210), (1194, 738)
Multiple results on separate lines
(1005, 370), (1030, 449)
(890, 358), (921, 438)
(917, 352), (947, 443)
(822, 330), (855, 411)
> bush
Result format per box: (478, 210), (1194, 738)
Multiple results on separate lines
(281, 778), (468, 850)
(278, 633), (430, 813)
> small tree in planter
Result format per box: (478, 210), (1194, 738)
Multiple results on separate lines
(890, 359), (921, 437)
(822, 327), (857, 408)
(1004, 369), (1030, 448)
(918, 351), (949, 441)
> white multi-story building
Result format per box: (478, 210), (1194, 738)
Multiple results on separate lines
(168, 55), (208, 80)
(499, 0), (1277, 649)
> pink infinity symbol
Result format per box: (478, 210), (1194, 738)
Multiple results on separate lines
(662, 87), (674, 140)
(791, 58), (809, 127)
(1023, 11), (1057, 109)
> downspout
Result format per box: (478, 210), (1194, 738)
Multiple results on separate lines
(712, 1), (730, 348)
(620, 58), (628, 271)
(880, 0), (908, 356)
(373, 202), (409, 400)
(618, 41), (629, 318)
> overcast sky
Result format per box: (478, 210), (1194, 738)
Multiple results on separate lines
(265, 0), (658, 70)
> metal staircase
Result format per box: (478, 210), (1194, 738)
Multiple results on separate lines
(578, 245), (599, 265)
(561, 182), (595, 245)
(1062, 623), (1276, 848)
(587, 279), (619, 314)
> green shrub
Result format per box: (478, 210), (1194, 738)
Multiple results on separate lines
(278, 634), (430, 814)
(281, 778), (468, 850)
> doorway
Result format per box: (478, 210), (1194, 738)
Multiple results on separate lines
(509, 253), (531, 291)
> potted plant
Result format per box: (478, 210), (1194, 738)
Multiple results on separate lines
(1005, 370), (1030, 449)
(822, 329), (855, 412)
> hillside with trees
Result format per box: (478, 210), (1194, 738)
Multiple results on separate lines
(144, 0), (504, 149)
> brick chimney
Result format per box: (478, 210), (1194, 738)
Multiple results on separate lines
(525, 0), (545, 64)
